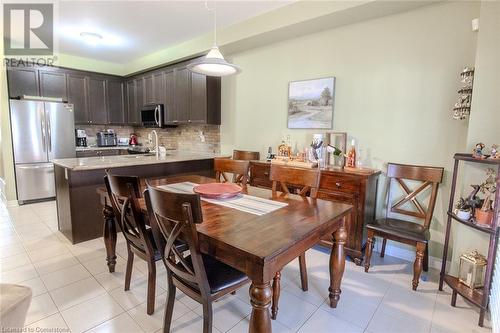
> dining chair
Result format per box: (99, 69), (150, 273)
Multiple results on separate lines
(144, 185), (250, 333)
(104, 172), (162, 315)
(214, 158), (250, 188)
(364, 163), (443, 290)
(268, 164), (321, 319)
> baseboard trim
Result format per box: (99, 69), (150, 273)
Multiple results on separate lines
(373, 236), (449, 270)
(5, 200), (19, 207)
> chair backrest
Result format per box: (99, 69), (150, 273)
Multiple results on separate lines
(144, 185), (211, 295)
(385, 163), (444, 230)
(269, 164), (321, 198)
(233, 150), (260, 161)
(104, 172), (155, 257)
(214, 158), (250, 187)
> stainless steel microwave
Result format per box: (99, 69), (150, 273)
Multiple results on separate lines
(141, 104), (166, 128)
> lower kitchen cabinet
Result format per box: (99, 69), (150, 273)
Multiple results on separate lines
(250, 161), (380, 265)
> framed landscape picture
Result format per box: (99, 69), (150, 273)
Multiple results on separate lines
(287, 77), (335, 129)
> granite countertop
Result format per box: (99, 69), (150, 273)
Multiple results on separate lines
(75, 146), (130, 151)
(52, 152), (221, 171)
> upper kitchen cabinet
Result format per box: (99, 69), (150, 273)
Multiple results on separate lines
(163, 69), (176, 124)
(174, 67), (190, 123)
(87, 77), (108, 124)
(106, 79), (126, 125)
(190, 73), (221, 125)
(39, 70), (68, 100)
(7, 68), (40, 98)
(67, 74), (89, 124)
(144, 70), (166, 105)
(126, 79), (142, 125)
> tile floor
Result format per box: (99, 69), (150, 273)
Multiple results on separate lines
(0, 200), (493, 333)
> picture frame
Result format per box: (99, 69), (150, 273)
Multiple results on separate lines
(287, 77), (335, 129)
(326, 131), (347, 168)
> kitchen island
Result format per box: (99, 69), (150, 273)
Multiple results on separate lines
(52, 152), (220, 243)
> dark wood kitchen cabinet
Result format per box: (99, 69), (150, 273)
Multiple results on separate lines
(163, 69), (176, 124)
(125, 79), (142, 125)
(250, 161), (380, 265)
(190, 72), (221, 125)
(39, 70), (67, 100)
(106, 79), (126, 124)
(87, 77), (108, 124)
(174, 67), (190, 123)
(67, 74), (89, 124)
(144, 71), (165, 105)
(7, 68), (40, 98)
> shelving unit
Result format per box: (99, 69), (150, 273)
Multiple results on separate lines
(439, 153), (500, 327)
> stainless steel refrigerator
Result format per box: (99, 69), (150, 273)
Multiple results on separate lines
(10, 99), (76, 204)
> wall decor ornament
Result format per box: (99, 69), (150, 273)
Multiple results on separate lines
(288, 77), (335, 129)
(452, 67), (474, 120)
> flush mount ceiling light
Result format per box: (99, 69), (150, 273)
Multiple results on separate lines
(80, 31), (103, 46)
(187, 2), (241, 77)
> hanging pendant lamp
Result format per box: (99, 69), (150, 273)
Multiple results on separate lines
(187, 2), (241, 77)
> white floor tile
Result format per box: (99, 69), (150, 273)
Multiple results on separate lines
(86, 312), (144, 333)
(0, 263), (38, 283)
(25, 293), (58, 325)
(41, 264), (91, 291)
(0, 243), (26, 259)
(33, 253), (79, 276)
(82, 255), (125, 276)
(28, 243), (71, 262)
(297, 308), (363, 333)
(227, 314), (291, 333)
(21, 277), (48, 297)
(0, 252), (32, 272)
(49, 277), (106, 310)
(165, 310), (222, 333)
(26, 313), (69, 332)
(109, 278), (165, 311)
(94, 263), (146, 291)
(60, 293), (124, 333)
(272, 289), (317, 331)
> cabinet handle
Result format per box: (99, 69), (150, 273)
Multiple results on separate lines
(335, 182), (341, 188)
(264, 172), (269, 176)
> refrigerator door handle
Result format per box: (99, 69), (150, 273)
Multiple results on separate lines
(40, 109), (46, 151)
(47, 110), (52, 152)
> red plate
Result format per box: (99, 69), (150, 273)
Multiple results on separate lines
(193, 183), (242, 199)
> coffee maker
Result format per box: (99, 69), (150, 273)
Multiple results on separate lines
(75, 129), (87, 147)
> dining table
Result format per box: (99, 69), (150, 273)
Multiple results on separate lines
(97, 174), (352, 333)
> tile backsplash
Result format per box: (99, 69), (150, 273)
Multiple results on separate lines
(76, 124), (220, 154)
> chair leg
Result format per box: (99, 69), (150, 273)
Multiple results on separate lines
(413, 242), (426, 291)
(380, 238), (387, 258)
(163, 275), (176, 333)
(271, 271), (281, 320)
(364, 230), (375, 273)
(147, 260), (157, 315)
(298, 253), (308, 292)
(202, 301), (213, 333)
(124, 248), (134, 291)
(423, 243), (429, 272)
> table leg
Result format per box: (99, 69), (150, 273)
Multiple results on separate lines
(249, 281), (273, 333)
(102, 204), (117, 273)
(329, 217), (348, 308)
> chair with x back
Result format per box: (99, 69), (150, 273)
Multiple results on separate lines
(214, 158), (250, 188)
(144, 185), (249, 333)
(104, 171), (161, 315)
(364, 163), (443, 290)
(268, 164), (321, 319)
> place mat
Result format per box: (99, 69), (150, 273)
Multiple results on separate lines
(158, 182), (288, 216)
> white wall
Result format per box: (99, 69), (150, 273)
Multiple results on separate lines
(221, 1), (480, 258)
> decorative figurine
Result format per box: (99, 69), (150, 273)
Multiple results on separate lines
(278, 141), (291, 157)
(490, 144), (499, 159)
(345, 139), (357, 168)
(472, 142), (485, 159)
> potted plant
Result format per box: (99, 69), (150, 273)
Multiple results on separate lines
(455, 198), (473, 220)
(474, 168), (496, 226)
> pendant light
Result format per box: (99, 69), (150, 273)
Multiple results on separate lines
(187, 2), (241, 77)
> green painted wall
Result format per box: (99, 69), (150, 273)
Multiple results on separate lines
(219, 1), (480, 259)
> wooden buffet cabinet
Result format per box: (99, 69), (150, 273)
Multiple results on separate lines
(250, 161), (380, 265)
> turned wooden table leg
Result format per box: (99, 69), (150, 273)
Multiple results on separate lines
(329, 217), (348, 308)
(103, 204), (117, 273)
(249, 281), (273, 333)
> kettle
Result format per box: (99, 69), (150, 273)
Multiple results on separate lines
(129, 134), (138, 146)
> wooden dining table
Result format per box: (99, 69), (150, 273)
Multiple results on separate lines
(97, 174), (352, 333)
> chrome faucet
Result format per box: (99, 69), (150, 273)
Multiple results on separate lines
(150, 130), (159, 158)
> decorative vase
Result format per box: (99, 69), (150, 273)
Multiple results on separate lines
(475, 208), (493, 226)
(457, 209), (471, 221)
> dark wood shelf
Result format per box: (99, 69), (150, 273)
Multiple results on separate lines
(443, 275), (485, 309)
(454, 153), (500, 165)
(447, 212), (496, 234)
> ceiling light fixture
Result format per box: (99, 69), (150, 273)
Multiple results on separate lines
(187, 2), (241, 77)
(80, 31), (103, 46)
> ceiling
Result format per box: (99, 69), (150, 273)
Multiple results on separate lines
(55, 1), (292, 64)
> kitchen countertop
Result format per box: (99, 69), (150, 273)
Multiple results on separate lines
(75, 146), (131, 151)
(52, 152), (222, 171)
